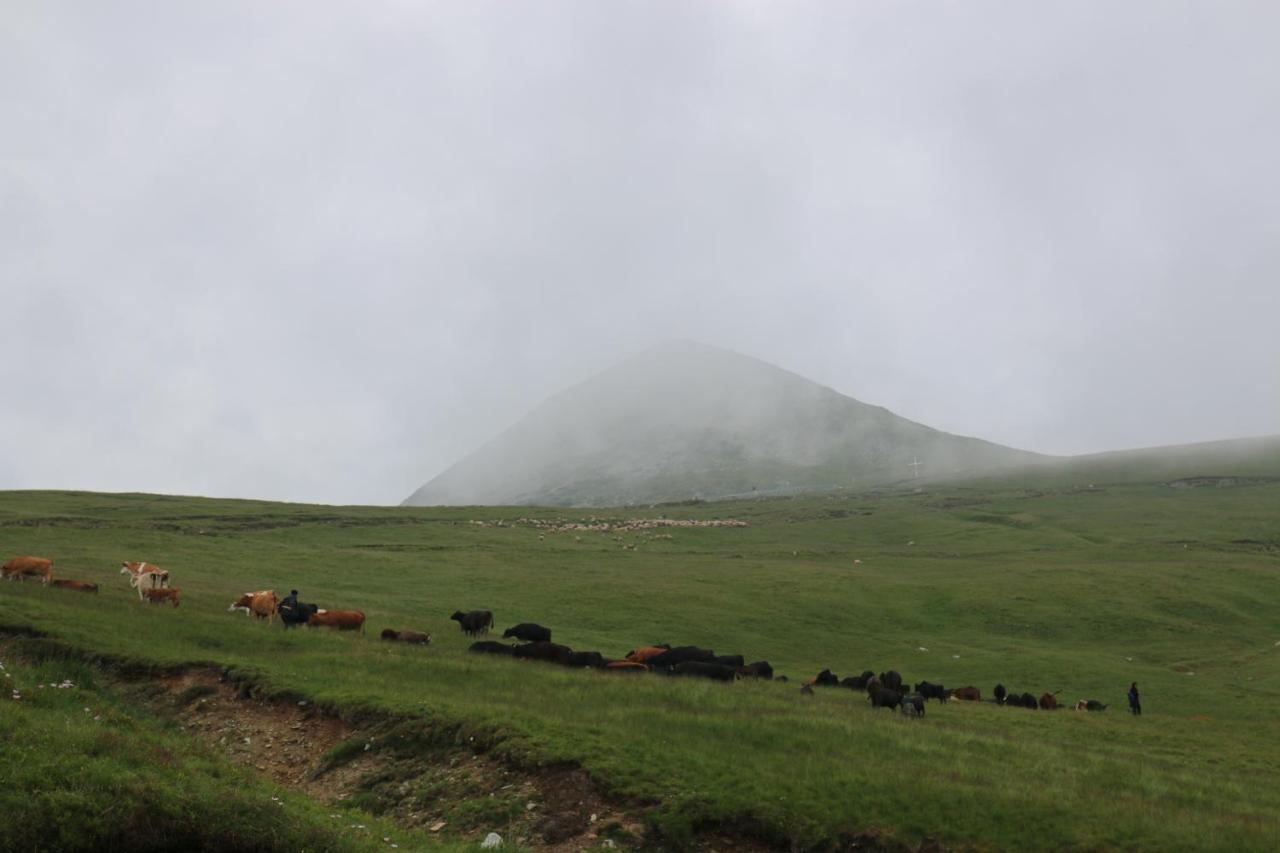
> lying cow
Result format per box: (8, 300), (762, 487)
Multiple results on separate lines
(842, 670), (876, 690)
(647, 646), (716, 668)
(625, 645), (671, 664)
(450, 610), (494, 636)
(469, 640), (515, 656)
(1039, 692), (1059, 711)
(671, 661), (737, 681)
(502, 623), (551, 643)
(307, 610), (365, 631)
(712, 654), (744, 668)
(142, 587), (181, 607)
(50, 579), (98, 593)
(605, 660), (650, 673)
(228, 591), (279, 622)
(381, 629), (431, 645)
(1075, 699), (1107, 712)
(950, 686), (981, 702)
(737, 660), (774, 679)
(3, 556), (52, 584)
(566, 651), (606, 668)
(512, 641), (573, 665)
(806, 669), (840, 687)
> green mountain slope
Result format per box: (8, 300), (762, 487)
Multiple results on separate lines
(404, 341), (1047, 506)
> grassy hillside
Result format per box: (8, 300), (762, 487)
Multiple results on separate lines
(2, 467), (1279, 849)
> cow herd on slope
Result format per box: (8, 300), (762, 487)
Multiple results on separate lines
(7, 554), (1112, 715)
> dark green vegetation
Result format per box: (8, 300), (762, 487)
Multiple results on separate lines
(3, 443), (1280, 850)
(0, 644), (452, 853)
(404, 341), (1045, 507)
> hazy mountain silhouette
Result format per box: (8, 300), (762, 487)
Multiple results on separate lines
(403, 341), (1048, 506)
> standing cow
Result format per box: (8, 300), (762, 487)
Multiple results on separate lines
(3, 556), (52, 584)
(451, 610), (494, 636)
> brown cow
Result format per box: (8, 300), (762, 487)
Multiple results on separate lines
(625, 646), (670, 664)
(1039, 693), (1059, 710)
(605, 661), (650, 673)
(143, 587), (181, 607)
(307, 610), (365, 631)
(228, 590), (279, 622)
(50, 579), (98, 593)
(950, 686), (981, 702)
(3, 556), (52, 584)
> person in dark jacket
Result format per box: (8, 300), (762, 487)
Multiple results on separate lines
(1128, 682), (1141, 716)
(278, 590), (300, 626)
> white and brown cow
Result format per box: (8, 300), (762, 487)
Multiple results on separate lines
(228, 590), (279, 622)
(121, 561), (170, 596)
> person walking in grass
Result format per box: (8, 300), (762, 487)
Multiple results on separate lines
(1128, 682), (1141, 716)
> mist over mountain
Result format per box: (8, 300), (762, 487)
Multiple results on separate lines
(403, 341), (1047, 507)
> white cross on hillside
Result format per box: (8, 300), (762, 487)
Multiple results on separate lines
(909, 457), (922, 479)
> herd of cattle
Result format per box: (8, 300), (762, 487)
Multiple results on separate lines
(6, 554), (1111, 715)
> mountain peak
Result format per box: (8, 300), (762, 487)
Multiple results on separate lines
(404, 344), (1042, 507)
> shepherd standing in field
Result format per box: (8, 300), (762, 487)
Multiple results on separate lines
(1128, 682), (1142, 716)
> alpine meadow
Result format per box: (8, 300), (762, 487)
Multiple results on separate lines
(3, 436), (1279, 851)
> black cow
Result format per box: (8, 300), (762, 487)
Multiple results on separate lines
(713, 654), (744, 668)
(451, 610), (494, 636)
(565, 650), (606, 668)
(843, 670), (876, 690)
(737, 660), (774, 679)
(913, 681), (947, 702)
(468, 640), (514, 656)
(502, 623), (551, 643)
(512, 642), (573, 665)
(280, 601), (319, 629)
(811, 669), (840, 687)
(1019, 692), (1038, 709)
(994, 683), (1007, 705)
(1085, 700), (1107, 712)
(647, 646), (716, 668)
(673, 661), (737, 681)
(879, 670), (903, 692)
(869, 686), (902, 710)
(900, 694), (926, 716)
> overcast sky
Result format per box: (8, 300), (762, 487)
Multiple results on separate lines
(3, 1), (1278, 505)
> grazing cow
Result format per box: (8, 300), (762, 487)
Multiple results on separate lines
(469, 641), (515, 656)
(879, 670), (904, 692)
(50, 579), (98, 593)
(994, 683), (1008, 705)
(121, 562), (169, 589)
(913, 681), (947, 702)
(673, 661), (737, 682)
(806, 669), (839, 687)
(1039, 693), (1059, 711)
(382, 629), (431, 645)
(625, 645), (671, 664)
(502, 623), (552, 643)
(307, 610), (365, 631)
(737, 661), (774, 679)
(228, 591), (280, 622)
(869, 686), (903, 710)
(900, 694), (926, 717)
(280, 602), (319, 629)
(142, 587), (181, 607)
(512, 642), (573, 665)
(565, 651), (606, 668)
(647, 646), (716, 668)
(604, 660), (649, 673)
(3, 556), (52, 584)
(950, 686), (981, 702)
(450, 610), (494, 636)
(712, 654), (745, 668)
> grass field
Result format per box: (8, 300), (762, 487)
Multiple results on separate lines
(2, 450), (1279, 850)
